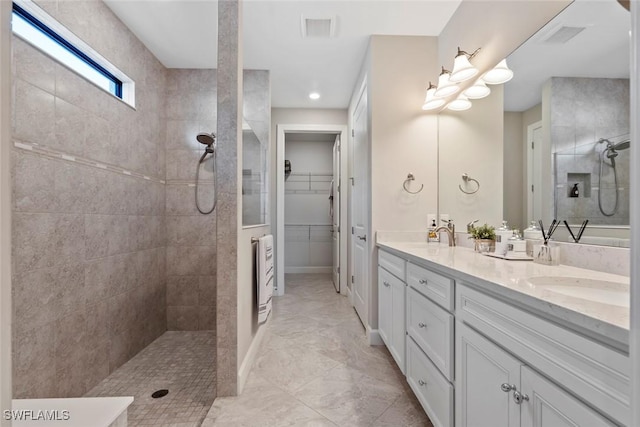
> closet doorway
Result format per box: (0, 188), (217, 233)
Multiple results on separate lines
(275, 125), (348, 296)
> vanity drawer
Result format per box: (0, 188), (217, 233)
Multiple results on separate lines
(456, 284), (630, 426)
(407, 336), (453, 427)
(407, 287), (454, 381)
(379, 249), (406, 281)
(407, 262), (454, 311)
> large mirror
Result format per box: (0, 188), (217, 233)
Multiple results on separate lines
(504, 0), (630, 246)
(439, 0), (631, 247)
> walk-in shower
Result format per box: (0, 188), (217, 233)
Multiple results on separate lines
(196, 132), (217, 214)
(598, 138), (631, 216)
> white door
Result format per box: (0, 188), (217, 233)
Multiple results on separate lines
(527, 121), (543, 223)
(520, 366), (616, 427)
(331, 135), (340, 292)
(351, 88), (369, 327)
(456, 321), (521, 427)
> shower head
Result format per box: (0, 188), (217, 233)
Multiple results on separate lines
(612, 140), (630, 151)
(197, 132), (216, 147)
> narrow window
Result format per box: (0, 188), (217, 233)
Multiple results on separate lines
(12, 2), (127, 100)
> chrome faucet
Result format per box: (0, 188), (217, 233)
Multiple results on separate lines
(434, 219), (456, 247)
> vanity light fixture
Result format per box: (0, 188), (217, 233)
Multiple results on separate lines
(434, 67), (460, 98)
(421, 82), (446, 110)
(447, 94), (472, 111)
(483, 58), (514, 84)
(309, 92), (320, 100)
(463, 78), (491, 99)
(449, 47), (481, 83)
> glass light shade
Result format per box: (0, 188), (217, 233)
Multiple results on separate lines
(450, 54), (478, 83)
(463, 78), (491, 99)
(434, 71), (460, 98)
(447, 94), (472, 111)
(483, 59), (514, 84)
(422, 87), (445, 110)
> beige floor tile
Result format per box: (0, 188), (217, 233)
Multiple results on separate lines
(204, 273), (433, 427)
(295, 365), (403, 426)
(372, 390), (434, 426)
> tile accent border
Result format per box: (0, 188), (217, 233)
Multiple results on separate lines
(13, 139), (166, 184)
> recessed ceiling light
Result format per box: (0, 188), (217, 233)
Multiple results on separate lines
(309, 92), (320, 100)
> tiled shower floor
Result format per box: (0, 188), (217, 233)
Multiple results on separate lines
(85, 331), (216, 426)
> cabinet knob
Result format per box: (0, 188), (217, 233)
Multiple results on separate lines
(418, 379), (427, 386)
(419, 279), (428, 284)
(418, 322), (427, 328)
(500, 383), (516, 393)
(383, 281), (390, 287)
(513, 390), (529, 404)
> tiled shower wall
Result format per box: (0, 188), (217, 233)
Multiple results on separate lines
(11, 0), (167, 398)
(165, 69), (270, 331)
(549, 77), (630, 225)
(165, 70), (218, 331)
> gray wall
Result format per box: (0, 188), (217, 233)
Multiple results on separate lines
(550, 77), (630, 225)
(11, 0), (167, 398)
(165, 69), (217, 331)
(164, 69), (270, 332)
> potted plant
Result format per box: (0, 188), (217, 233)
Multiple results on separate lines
(468, 223), (496, 253)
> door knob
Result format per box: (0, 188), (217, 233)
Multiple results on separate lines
(418, 322), (427, 328)
(419, 279), (428, 284)
(513, 390), (529, 404)
(357, 235), (367, 241)
(500, 383), (516, 393)
(418, 379), (427, 386)
(383, 281), (390, 287)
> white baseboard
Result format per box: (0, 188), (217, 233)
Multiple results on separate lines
(367, 326), (384, 346)
(284, 266), (332, 274)
(237, 318), (269, 394)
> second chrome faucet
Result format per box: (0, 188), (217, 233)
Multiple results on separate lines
(434, 219), (456, 247)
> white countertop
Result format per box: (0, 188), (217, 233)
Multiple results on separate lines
(377, 241), (630, 348)
(11, 397), (133, 426)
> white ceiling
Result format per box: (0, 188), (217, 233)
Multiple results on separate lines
(104, 0), (462, 109)
(504, 0), (630, 112)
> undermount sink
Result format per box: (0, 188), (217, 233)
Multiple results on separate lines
(526, 276), (629, 308)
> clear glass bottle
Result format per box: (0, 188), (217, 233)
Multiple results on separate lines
(495, 220), (512, 255)
(523, 221), (543, 257)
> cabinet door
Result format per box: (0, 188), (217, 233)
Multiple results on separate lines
(456, 321), (521, 427)
(378, 267), (392, 347)
(520, 366), (616, 427)
(389, 271), (405, 373)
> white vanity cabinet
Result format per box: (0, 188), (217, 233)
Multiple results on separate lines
(376, 244), (629, 427)
(456, 322), (615, 427)
(456, 321), (521, 427)
(377, 250), (407, 373)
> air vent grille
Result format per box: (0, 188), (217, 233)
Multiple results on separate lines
(541, 26), (586, 44)
(301, 16), (335, 38)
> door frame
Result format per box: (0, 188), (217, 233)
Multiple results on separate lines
(275, 124), (348, 296)
(526, 120), (543, 224)
(348, 77), (371, 332)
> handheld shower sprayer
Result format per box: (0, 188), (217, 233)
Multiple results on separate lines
(195, 132), (217, 214)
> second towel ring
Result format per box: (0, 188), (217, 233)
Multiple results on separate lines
(403, 173), (424, 194)
(459, 173), (480, 195)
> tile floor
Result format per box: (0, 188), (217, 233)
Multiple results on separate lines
(202, 273), (432, 427)
(85, 331), (216, 426)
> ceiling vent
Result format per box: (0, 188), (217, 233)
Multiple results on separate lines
(539, 25), (586, 44)
(301, 15), (336, 38)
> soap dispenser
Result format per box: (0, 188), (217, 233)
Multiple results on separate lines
(428, 218), (439, 242)
(570, 183), (579, 198)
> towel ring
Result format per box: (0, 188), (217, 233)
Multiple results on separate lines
(459, 173), (480, 195)
(403, 173), (424, 194)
